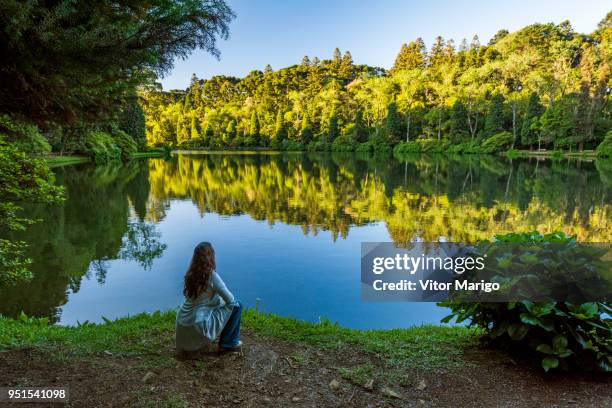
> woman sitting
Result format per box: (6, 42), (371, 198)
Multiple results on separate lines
(176, 242), (242, 356)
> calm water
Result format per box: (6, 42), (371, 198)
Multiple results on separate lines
(1, 152), (610, 328)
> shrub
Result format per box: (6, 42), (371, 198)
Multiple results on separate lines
(355, 141), (374, 153)
(446, 141), (482, 154)
(281, 140), (304, 151)
(331, 134), (355, 152)
(0, 138), (63, 286)
(307, 141), (330, 151)
(481, 131), (513, 153)
(368, 132), (391, 153)
(440, 232), (611, 372)
(393, 141), (422, 154)
(0, 115), (51, 155)
(596, 131), (612, 158)
(113, 130), (138, 160)
(78, 131), (121, 163)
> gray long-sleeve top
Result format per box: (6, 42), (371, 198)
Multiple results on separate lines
(175, 272), (235, 351)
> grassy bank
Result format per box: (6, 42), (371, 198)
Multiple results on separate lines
(0, 310), (474, 370)
(44, 151), (165, 167)
(44, 154), (90, 167)
(506, 149), (599, 159)
(2, 310), (610, 407)
(131, 151), (166, 158)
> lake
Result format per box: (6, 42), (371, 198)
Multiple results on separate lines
(1, 152), (610, 329)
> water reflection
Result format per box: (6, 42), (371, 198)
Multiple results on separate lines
(1, 161), (166, 322)
(0, 153), (609, 326)
(149, 153), (610, 243)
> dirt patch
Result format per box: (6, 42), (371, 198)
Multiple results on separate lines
(1, 331), (610, 407)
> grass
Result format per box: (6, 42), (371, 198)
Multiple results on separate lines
(505, 149), (598, 159)
(131, 151), (166, 158)
(0, 309), (477, 373)
(242, 309), (477, 369)
(44, 154), (90, 167)
(339, 363), (376, 386)
(43, 151), (164, 167)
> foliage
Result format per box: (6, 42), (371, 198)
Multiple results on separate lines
(118, 97), (146, 147)
(440, 231), (612, 372)
(331, 134), (355, 152)
(393, 141), (423, 154)
(481, 131), (514, 153)
(0, 115), (50, 155)
(520, 93), (544, 148)
(0, 309), (475, 371)
(484, 94), (506, 137)
(0, 139), (63, 286)
(0, 0), (235, 126)
(596, 131), (612, 157)
(142, 13), (611, 153)
(78, 131), (122, 163)
(113, 130), (139, 161)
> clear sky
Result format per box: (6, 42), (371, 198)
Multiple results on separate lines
(160, 0), (611, 90)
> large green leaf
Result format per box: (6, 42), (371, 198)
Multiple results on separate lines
(507, 323), (528, 340)
(542, 357), (559, 372)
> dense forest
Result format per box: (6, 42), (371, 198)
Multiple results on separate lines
(143, 13), (612, 155)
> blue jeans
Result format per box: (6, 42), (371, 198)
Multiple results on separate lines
(219, 300), (242, 349)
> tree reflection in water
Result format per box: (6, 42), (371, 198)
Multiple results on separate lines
(0, 152), (609, 322)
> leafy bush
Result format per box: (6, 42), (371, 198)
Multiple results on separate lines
(0, 138), (63, 286)
(446, 141), (482, 154)
(112, 130), (138, 160)
(0, 115), (51, 155)
(78, 131), (121, 163)
(596, 131), (612, 158)
(481, 131), (513, 153)
(440, 232), (611, 372)
(331, 134), (355, 152)
(393, 141), (422, 154)
(355, 141), (374, 153)
(281, 139), (304, 151)
(307, 141), (331, 151)
(368, 132), (391, 153)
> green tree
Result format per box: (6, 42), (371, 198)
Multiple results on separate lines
(249, 111), (260, 146)
(327, 112), (339, 143)
(450, 101), (469, 142)
(484, 94), (505, 136)
(428, 36), (445, 67)
(520, 93), (543, 148)
(339, 51), (354, 80)
(0, 0), (235, 125)
(190, 116), (200, 140)
(391, 38), (426, 72)
(273, 111), (287, 145)
(118, 96), (146, 146)
(353, 110), (368, 143)
(300, 112), (313, 144)
(0, 135), (63, 285)
(386, 102), (402, 144)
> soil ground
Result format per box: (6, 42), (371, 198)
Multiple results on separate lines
(1, 329), (610, 408)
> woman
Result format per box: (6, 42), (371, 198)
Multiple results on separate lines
(176, 242), (242, 356)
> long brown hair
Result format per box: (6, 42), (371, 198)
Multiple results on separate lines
(183, 242), (216, 299)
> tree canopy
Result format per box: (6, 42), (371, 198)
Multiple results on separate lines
(0, 0), (235, 126)
(143, 13), (611, 153)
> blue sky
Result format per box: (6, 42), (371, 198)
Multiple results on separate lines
(161, 0), (611, 90)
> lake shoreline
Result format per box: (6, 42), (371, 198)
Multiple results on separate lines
(169, 147), (608, 160)
(43, 150), (166, 167)
(1, 310), (610, 406)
